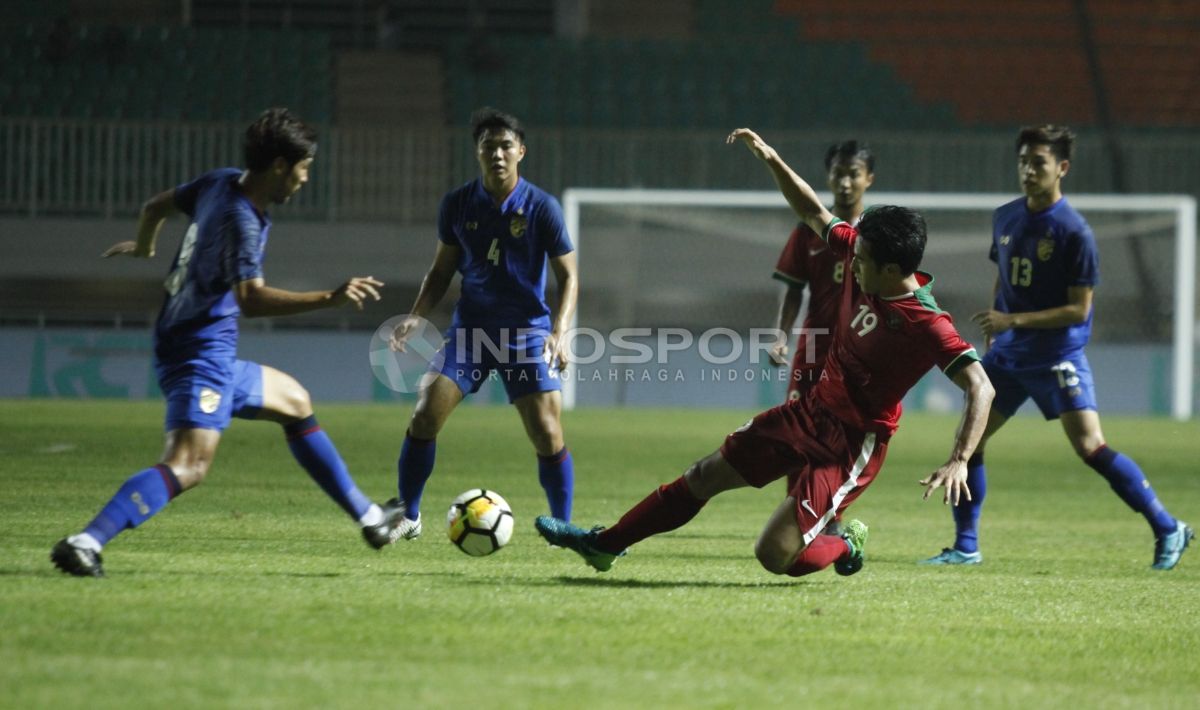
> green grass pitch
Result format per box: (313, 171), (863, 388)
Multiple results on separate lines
(2, 399), (1198, 708)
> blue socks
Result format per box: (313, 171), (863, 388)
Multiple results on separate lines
(1085, 445), (1176, 537)
(285, 415), (372, 521)
(952, 452), (987, 554)
(537, 448), (575, 521)
(398, 431), (437, 520)
(397, 433), (574, 522)
(84, 464), (181, 546)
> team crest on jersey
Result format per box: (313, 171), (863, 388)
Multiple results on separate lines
(1037, 237), (1055, 261)
(509, 214), (528, 238)
(198, 388), (221, 414)
(886, 313), (904, 330)
(466, 221), (478, 231)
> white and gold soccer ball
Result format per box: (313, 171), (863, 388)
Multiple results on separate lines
(446, 489), (514, 556)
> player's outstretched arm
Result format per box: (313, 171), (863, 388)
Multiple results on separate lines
(769, 284), (804, 367)
(726, 128), (834, 236)
(391, 242), (460, 352)
(103, 188), (178, 258)
(920, 361), (995, 505)
(235, 275), (383, 318)
(545, 251), (579, 371)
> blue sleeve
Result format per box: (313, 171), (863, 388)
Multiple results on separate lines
(1065, 225), (1099, 287)
(437, 192), (458, 246)
(172, 172), (213, 217)
(221, 212), (265, 284)
(538, 195), (574, 257)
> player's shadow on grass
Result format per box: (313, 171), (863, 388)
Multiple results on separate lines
(545, 575), (824, 589)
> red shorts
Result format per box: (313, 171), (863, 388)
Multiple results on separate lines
(785, 342), (827, 401)
(785, 363), (824, 401)
(720, 393), (888, 545)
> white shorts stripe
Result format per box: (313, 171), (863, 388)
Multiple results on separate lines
(801, 432), (877, 546)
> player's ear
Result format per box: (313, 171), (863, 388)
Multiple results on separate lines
(271, 156), (289, 176)
(864, 171), (876, 188)
(517, 142), (526, 162)
(1057, 158), (1070, 179)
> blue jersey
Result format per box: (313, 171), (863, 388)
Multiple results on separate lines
(154, 168), (268, 365)
(988, 196), (1098, 363)
(438, 177), (573, 330)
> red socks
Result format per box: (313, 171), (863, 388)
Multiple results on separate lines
(786, 534), (849, 577)
(595, 476), (706, 553)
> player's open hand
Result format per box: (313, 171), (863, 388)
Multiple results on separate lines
(971, 309), (1014, 337)
(389, 315), (421, 352)
(544, 331), (570, 372)
(332, 276), (383, 310)
(726, 128), (775, 162)
(102, 240), (152, 258)
(919, 459), (972, 506)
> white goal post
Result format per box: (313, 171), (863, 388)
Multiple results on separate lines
(562, 189), (1197, 420)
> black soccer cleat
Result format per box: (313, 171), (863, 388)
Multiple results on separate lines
(361, 497), (410, 550)
(51, 538), (105, 577)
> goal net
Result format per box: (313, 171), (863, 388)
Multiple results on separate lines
(561, 189), (1197, 420)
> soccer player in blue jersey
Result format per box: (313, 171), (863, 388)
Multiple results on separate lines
(387, 107), (578, 539)
(921, 125), (1192, 570)
(51, 108), (406, 577)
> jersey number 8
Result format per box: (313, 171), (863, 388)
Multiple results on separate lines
(164, 224), (199, 297)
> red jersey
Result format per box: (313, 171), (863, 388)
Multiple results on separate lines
(814, 220), (979, 437)
(773, 223), (844, 369)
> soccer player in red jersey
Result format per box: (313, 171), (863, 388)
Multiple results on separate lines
(769, 141), (875, 402)
(536, 129), (994, 578)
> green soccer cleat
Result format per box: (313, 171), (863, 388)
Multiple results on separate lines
(834, 519), (869, 576)
(1151, 520), (1193, 570)
(534, 515), (625, 572)
(919, 547), (983, 566)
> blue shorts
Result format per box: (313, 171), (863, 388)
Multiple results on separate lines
(437, 326), (561, 403)
(983, 349), (1097, 420)
(157, 358), (265, 432)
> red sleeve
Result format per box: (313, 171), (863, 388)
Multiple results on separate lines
(926, 312), (980, 378)
(822, 219), (856, 257)
(772, 225), (810, 286)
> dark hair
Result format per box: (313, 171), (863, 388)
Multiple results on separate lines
(243, 108), (318, 172)
(1016, 125), (1074, 162)
(824, 140), (875, 172)
(470, 106), (525, 144)
(856, 205), (927, 275)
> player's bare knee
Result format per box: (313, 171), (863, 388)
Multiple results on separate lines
(409, 406), (443, 440)
(282, 383), (313, 419)
(167, 459), (211, 490)
(754, 538), (791, 575)
(681, 460), (708, 498)
(1073, 435), (1105, 460)
(528, 418), (563, 455)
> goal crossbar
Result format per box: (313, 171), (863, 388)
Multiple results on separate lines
(563, 188), (1197, 420)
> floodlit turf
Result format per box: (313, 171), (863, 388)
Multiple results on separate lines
(2, 399), (1198, 708)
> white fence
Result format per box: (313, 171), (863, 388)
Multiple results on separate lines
(4, 118), (1200, 222)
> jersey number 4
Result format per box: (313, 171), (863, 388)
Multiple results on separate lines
(164, 223), (199, 296)
(486, 238), (501, 266)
